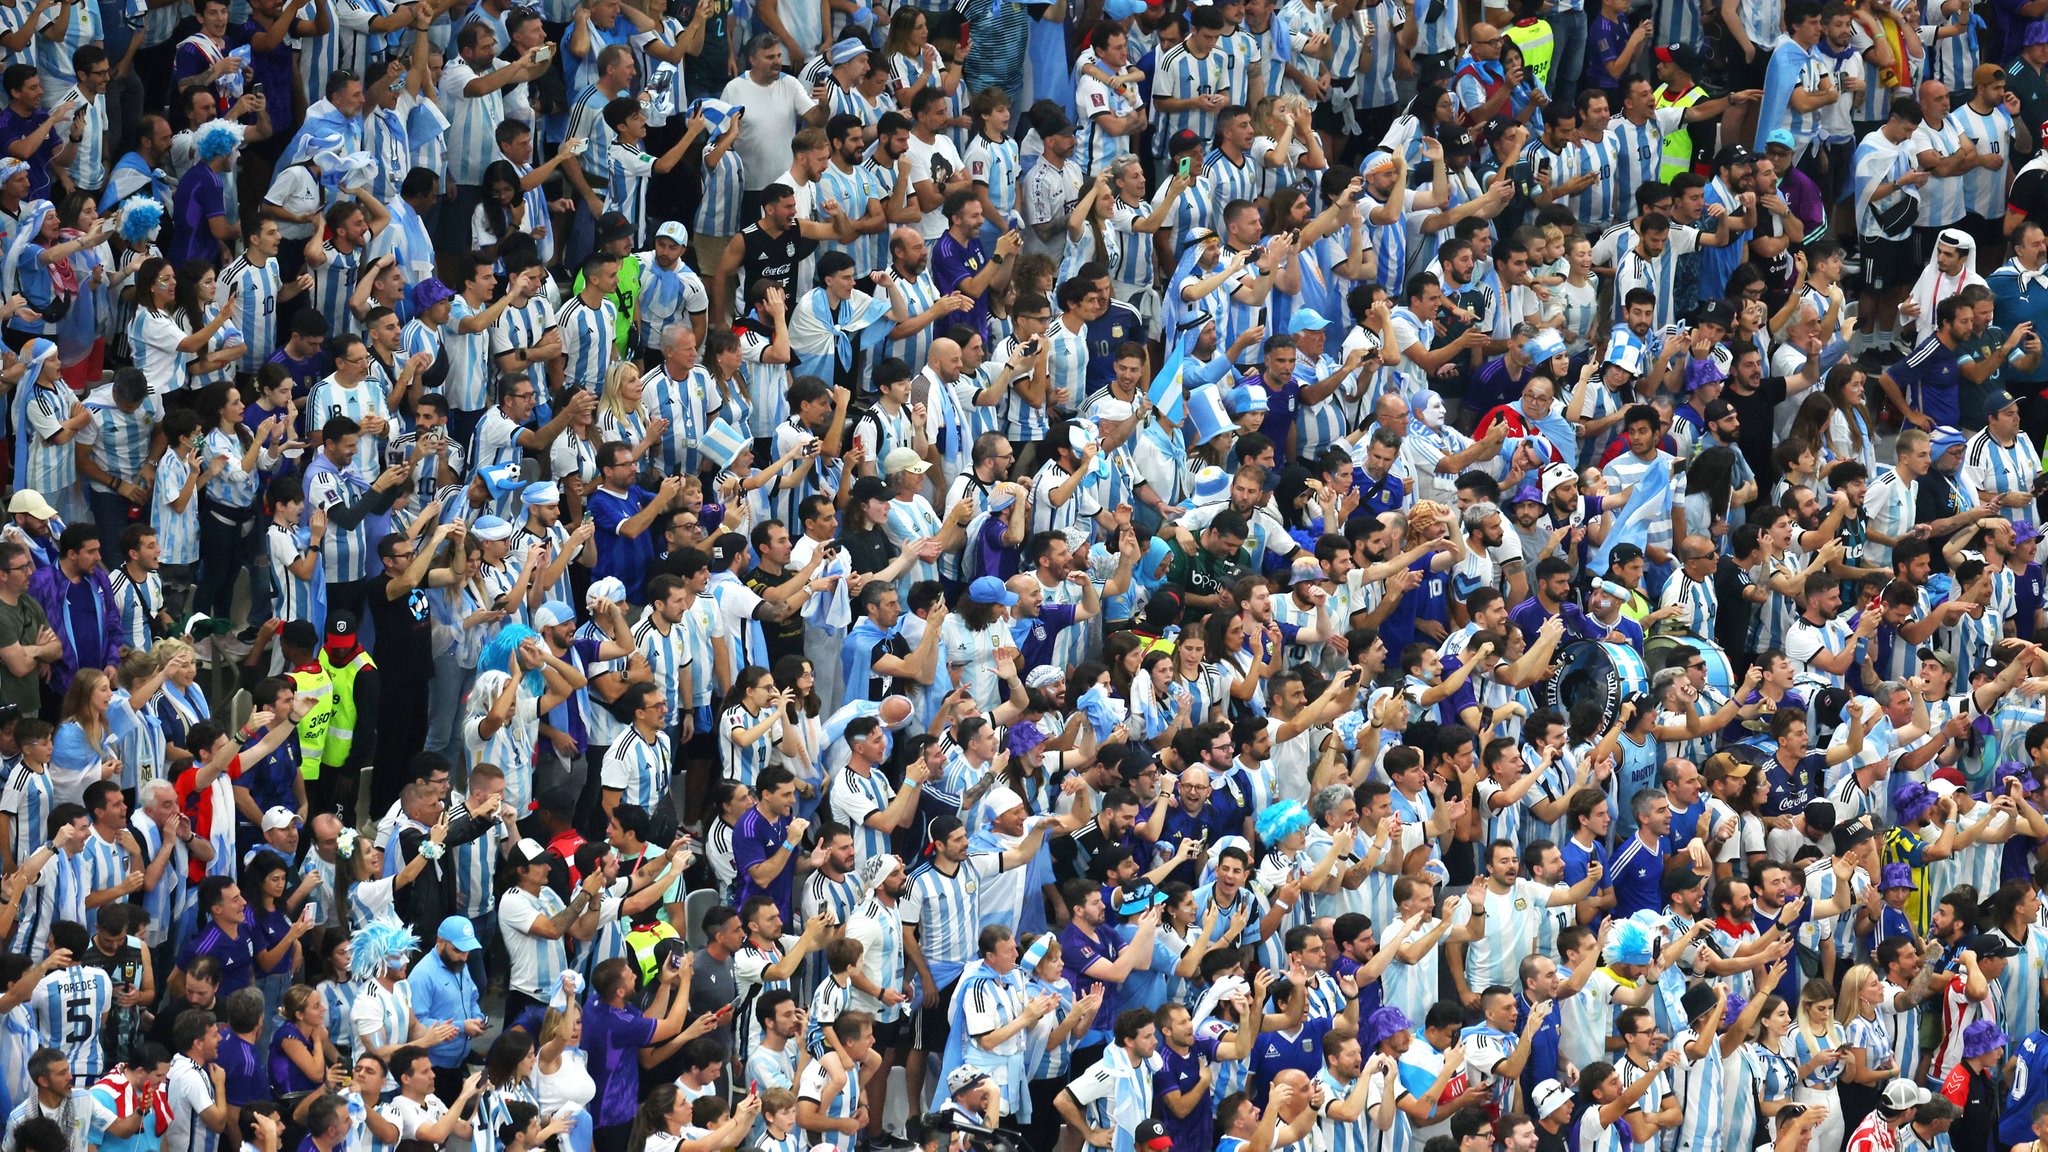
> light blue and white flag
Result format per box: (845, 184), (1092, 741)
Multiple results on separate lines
(1590, 453), (1671, 574)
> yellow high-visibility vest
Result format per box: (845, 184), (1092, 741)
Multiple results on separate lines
(1653, 83), (1709, 181)
(1505, 19), (1555, 91)
(321, 647), (376, 772)
(288, 665), (333, 777)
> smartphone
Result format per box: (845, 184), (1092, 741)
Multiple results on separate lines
(666, 952), (684, 970)
(250, 80), (263, 95)
(384, 444), (407, 469)
(535, 43), (554, 61)
(1175, 157), (1191, 179)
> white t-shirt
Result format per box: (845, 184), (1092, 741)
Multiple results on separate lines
(904, 132), (965, 240)
(718, 72), (818, 192)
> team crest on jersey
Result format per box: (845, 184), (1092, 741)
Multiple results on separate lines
(1515, 898), (1528, 910)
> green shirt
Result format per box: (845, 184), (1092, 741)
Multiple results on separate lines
(0, 593), (48, 713)
(573, 253), (645, 355)
(1167, 543), (1251, 604)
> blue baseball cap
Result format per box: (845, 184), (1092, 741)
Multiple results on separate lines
(968, 576), (1017, 606)
(1288, 308), (1330, 333)
(437, 915), (482, 952)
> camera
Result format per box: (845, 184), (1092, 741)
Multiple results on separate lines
(911, 1111), (1022, 1152)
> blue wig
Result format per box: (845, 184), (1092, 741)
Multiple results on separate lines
(1255, 798), (1312, 846)
(350, 919), (418, 982)
(479, 621), (547, 695)
(117, 196), (163, 246)
(194, 121), (243, 165)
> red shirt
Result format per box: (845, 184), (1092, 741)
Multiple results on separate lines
(174, 754), (243, 882)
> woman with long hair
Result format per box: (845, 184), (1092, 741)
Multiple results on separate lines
(127, 255), (236, 395)
(883, 8), (944, 104)
(315, 933), (356, 1056)
(1681, 446), (1740, 548)
(477, 1029), (544, 1152)
(1058, 170), (1119, 285)
(52, 193), (130, 385)
(174, 259), (245, 391)
(1381, 83), (1453, 167)
(1823, 363), (1879, 476)
(268, 983), (340, 1098)
(769, 656), (824, 816)
(1732, 994), (1800, 1152)
(1206, 603), (1278, 714)
(1018, 933), (1101, 1152)
(150, 637), (209, 759)
(1250, 95), (1326, 200)
(596, 361), (661, 470)
(1169, 629), (1226, 726)
(537, 999), (596, 1152)
(473, 160), (529, 263)
(1130, 647), (1189, 749)
(191, 380), (282, 629)
(718, 665), (800, 787)
(548, 380), (608, 509)
(341, 816), (440, 928)
(1836, 963), (1898, 1136)
(1786, 391), (1845, 489)
(244, 850), (310, 1044)
(6, 197), (111, 354)
(941, 596), (1010, 708)
(1104, 631), (1145, 705)
(1788, 979), (1848, 1152)
(52, 669), (120, 804)
(700, 778), (753, 901)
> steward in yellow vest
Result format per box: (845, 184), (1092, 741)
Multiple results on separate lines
(1652, 44), (1750, 180)
(281, 613), (380, 815)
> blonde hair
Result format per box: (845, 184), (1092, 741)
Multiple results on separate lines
(151, 637), (195, 667)
(598, 362), (643, 427)
(539, 1002), (578, 1049)
(1837, 964), (1881, 1024)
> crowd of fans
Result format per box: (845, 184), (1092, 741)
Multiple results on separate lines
(0, 3), (2044, 1152)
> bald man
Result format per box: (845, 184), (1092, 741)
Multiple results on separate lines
(883, 225), (975, 371)
(913, 335), (971, 489)
(1912, 80), (1980, 251)
(1005, 563), (1103, 672)
(1452, 24), (1516, 125)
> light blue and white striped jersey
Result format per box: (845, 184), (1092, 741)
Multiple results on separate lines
(601, 726), (672, 811)
(0, 763), (50, 877)
(310, 243), (366, 337)
(1609, 108), (1685, 209)
(813, 162), (872, 268)
(1207, 147), (1262, 221)
(882, 270), (941, 371)
(696, 144), (747, 242)
(1963, 427), (2043, 523)
(12, 849), (86, 960)
(1315, 1068), (1371, 1152)
(499, 884), (569, 996)
(559, 295), (619, 393)
(851, 158), (900, 274)
(268, 521), (324, 625)
(1153, 42), (1233, 149)
(153, 452), (200, 565)
(108, 569), (162, 655)
(33, 965), (112, 1078)
(438, 297), (495, 412)
(165, 1054), (221, 1152)
(900, 852), (1003, 976)
(82, 398), (154, 496)
(796, 1044), (862, 1152)
(1926, 6), (1981, 88)
(1364, 190), (1422, 291)
(217, 255), (281, 373)
(1911, 114), (1968, 227)
(126, 814), (185, 950)
(303, 466), (381, 583)
(305, 377), (390, 476)
(633, 614), (692, 713)
(21, 387), (76, 498)
(964, 133), (1020, 226)
(604, 143), (660, 249)
(55, 87), (106, 192)
(1563, 136), (1619, 235)
(439, 58), (508, 188)
(828, 761), (899, 868)
(718, 705), (780, 786)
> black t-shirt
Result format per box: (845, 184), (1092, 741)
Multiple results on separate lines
(1723, 377), (1789, 487)
(1713, 555), (1757, 670)
(746, 564), (806, 663)
(840, 526), (894, 575)
(737, 222), (814, 307)
(365, 573), (434, 677)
